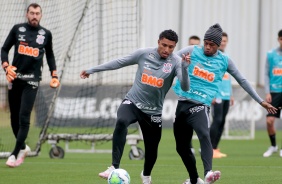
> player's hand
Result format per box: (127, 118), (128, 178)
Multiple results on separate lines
(260, 101), (277, 114)
(265, 93), (272, 103)
(80, 70), (90, 79)
(2, 62), (17, 82)
(182, 52), (191, 65)
(50, 70), (60, 88)
(50, 78), (60, 88)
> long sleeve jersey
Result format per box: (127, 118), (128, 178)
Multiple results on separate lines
(173, 45), (263, 106)
(1, 23), (56, 81)
(86, 47), (190, 115)
(264, 47), (282, 93)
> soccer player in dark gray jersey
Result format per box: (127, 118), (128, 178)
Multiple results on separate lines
(173, 24), (277, 184)
(80, 29), (190, 184)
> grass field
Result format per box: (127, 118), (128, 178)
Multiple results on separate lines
(0, 129), (282, 184)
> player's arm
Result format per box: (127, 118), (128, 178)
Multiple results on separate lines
(227, 58), (277, 114)
(80, 49), (141, 79)
(1, 25), (18, 82)
(45, 31), (59, 88)
(175, 54), (190, 91)
(264, 56), (272, 103)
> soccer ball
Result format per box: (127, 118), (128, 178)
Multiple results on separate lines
(107, 168), (130, 184)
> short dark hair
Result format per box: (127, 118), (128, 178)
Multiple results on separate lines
(189, 35), (200, 41)
(222, 32), (228, 38)
(159, 29), (178, 43)
(27, 3), (42, 13)
(278, 30), (282, 37)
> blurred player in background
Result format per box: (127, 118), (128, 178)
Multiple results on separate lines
(262, 29), (282, 158)
(188, 35), (201, 46)
(1, 3), (60, 168)
(80, 29), (190, 184)
(210, 32), (234, 158)
(173, 23), (277, 184)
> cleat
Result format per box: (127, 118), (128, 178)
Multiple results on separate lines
(6, 155), (17, 168)
(183, 178), (204, 184)
(205, 170), (221, 184)
(280, 149), (282, 157)
(140, 171), (152, 184)
(16, 145), (31, 166)
(263, 146), (278, 157)
(99, 166), (115, 179)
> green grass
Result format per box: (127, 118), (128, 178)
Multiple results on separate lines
(0, 129), (282, 184)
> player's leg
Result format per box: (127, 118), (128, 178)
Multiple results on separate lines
(139, 113), (162, 184)
(174, 101), (199, 184)
(192, 105), (221, 183)
(7, 81), (37, 167)
(99, 99), (138, 179)
(210, 101), (224, 150)
(263, 93), (281, 157)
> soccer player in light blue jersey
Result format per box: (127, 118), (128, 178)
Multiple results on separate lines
(173, 23), (277, 184)
(80, 29), (191, 184)
(210, 32), (234, 159)
(262, 29), (282, 158)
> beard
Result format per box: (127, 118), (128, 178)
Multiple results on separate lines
(28, 19), (39, 27)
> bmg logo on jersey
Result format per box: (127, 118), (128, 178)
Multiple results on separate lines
(141, 73), (164, 88)
(18, 45), (39, 57)
(151, 115), (162, 123)
(193, 66), (214, 82)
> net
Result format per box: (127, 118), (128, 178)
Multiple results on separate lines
(0, 0), (141, 158)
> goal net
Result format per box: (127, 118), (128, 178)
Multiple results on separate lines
(0, 0), (141, 158)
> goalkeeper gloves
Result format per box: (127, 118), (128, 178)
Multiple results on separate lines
(2, 62), (17, 83)
(50, 70), (60, 88)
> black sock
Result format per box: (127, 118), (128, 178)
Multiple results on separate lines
(269, 134), (276, 146)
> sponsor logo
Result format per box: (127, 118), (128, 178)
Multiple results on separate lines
(38, 29), (46, 35)
(151, 115), (162, 123)
(18, 34), (26, 41)
(189, 106), (204, 114)
(203, 60), (212, 66)
(162, 63), (172, 73)
(141, 73), (164, 88)
(36, 35), (45, 45)
(17, 73), (35, 79)
(188, 88), (207, 98)
(18, 45), (39, 57)
(148, 53), (156, 59)
(27, 81), (39, 88)
(19, 26), (26, 32)
(272, 68), (282, 76)
(135, 103), (157, 111)
(122, 100), (132, 104)
(193, 66), (215, 82)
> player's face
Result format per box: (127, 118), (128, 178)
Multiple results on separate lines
(26, 7), (42, 27)
(278, 37), (282, 48)
(189, 39), (200, 46)
(204, 40), (219, 56)
(157, 38), (176, 59)
(219, 36), (228, 52)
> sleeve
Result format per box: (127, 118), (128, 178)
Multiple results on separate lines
(227, 58), (263, 104)
(175, 57), (190, 91)
(45, 30), (57, 72)
(264, 54), (270, 94)
(86, 49), (141, 74)
(176, 46), (194, 58)
(1, 25), (17, 64)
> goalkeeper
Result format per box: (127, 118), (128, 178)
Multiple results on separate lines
(1, 3), (60, 168)
(80, 29), (190, 184)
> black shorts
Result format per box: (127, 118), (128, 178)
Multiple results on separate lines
(266, 92), (282, 118)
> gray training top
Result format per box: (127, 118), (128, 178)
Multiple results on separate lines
(86, 47), (190, 115)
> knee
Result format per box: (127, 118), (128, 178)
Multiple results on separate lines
(266, 117), (275, 127)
